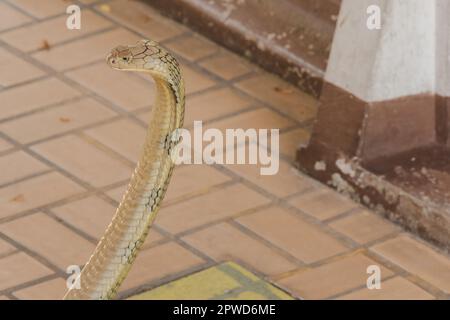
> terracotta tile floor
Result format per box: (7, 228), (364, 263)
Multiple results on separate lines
(0, 0), (449, 300)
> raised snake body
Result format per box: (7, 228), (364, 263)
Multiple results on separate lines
(64, 40), (185, 299)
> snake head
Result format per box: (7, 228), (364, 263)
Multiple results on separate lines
(106, 40), (174, 75)
(107, 40), (181, 83)
(106, 40), (156, 70)
(106, 44), (136, 71)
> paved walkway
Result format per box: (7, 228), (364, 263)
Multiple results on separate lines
(0, 0), (448, 300)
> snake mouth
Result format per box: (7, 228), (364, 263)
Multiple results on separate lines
(106, 52), (120, 69)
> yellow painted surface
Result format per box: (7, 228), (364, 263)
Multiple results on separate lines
(129, 262), (294, 300)
(226, 291), (268, 300)
(130, 265), (241, 300)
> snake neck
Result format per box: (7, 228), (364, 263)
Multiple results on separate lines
(64, 75), (184, 300)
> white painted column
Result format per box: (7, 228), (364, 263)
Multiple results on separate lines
(326, 0), (439, 102)
(436, 0), (450, 96)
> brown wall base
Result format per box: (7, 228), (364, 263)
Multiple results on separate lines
(297, 142), (450, 252)
(298, 82), (450, 251)
(144, 0), (340, 98)
(309, 83), (439, 164)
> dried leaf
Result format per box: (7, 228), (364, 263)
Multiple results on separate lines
(39, 40), (51, 51)
(59, 117), (71, 123)
(274, 86), (293, 94)
(99, 4), (111, 12)
(10, 194), (25, 203)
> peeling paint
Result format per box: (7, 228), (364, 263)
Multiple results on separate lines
(335, 158), (356, 178)
(314, 160), (326, 171)
(329, 172), (356, 198)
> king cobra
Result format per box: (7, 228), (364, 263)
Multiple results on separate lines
(64, 40), (184, 299)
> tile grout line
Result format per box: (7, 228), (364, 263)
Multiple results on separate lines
(0, 232), (65, 277)
(27, 24), (118, 55)
(3, 0), (40, 22)
(43, 208), (99, 246)
(1, 274), (62, 298)
(0, 168), (53, 190)
(363, 247), (448, 298)
(0, 130), (133, 228)
(118, 260), (214, 300)
(227, 219), (307, 266)
(327, 272), (400, 300)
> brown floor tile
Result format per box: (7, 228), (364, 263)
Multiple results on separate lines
(184, 88), (253, 126)
(33, 28), (140, 71)
(0, 151), (48, 185)
(329, 209), (398, 244)
(99, 0), (185, 42)
(0, 3), (31, 31)
(336, 276), (435, 300)
(85, 119), (147, 163)
(0, 172), (84, 219)
(12, 0), (68, 19)
(0, 48), (44, 86)
(156, 183), (270, 234)
(164, 165), (231, 203)
(142, 231), (166, 249)
(107, 173), (242, 228)
(1, 10), (112, 52)
(277, 253), (393, 299)
(0, 78), (81, 120)
(226, 160), (314, 198)
(52, 195), (165, 248)
(166, 35), (218, 61)
(0, 98), (116, 144)
(0, 213), (95, 270)
(289, 189), (358, 221)
(136, 110), (152, 124)
(105, 184), (127, 203)
(120, 242), (204, 291)
(0, 252), (53, 291)
(0, 138), (13, 153)
(199, 52), (253, 80)
(236, 207), (347, 263)
(235, 73), (318, 123)
(13, 277), (66, 300)
(196, 108), (294, 174)
(279, 127), (311, 160)
(181, 64), (218, 95)
(0, 238), (16, 256)
(66, 62), (156, 111)
(206, 108), (295, 133)
(104, 184), (187, 251)
(371, 235), (450, 293)
(183, 222), (298, 275)
(51, 196), (115, 240)
(104, 166), (232, 215)
(31, 135), (132, 187)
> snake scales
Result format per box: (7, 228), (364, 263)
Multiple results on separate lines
(64, 40), (185, 299)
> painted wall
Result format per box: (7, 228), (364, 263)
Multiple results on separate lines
(326, 0), (441, 102)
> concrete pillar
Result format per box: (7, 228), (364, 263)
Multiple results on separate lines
(297, 0), (450, 250)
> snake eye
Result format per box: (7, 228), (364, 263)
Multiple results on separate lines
(122, 57), (128, 62)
